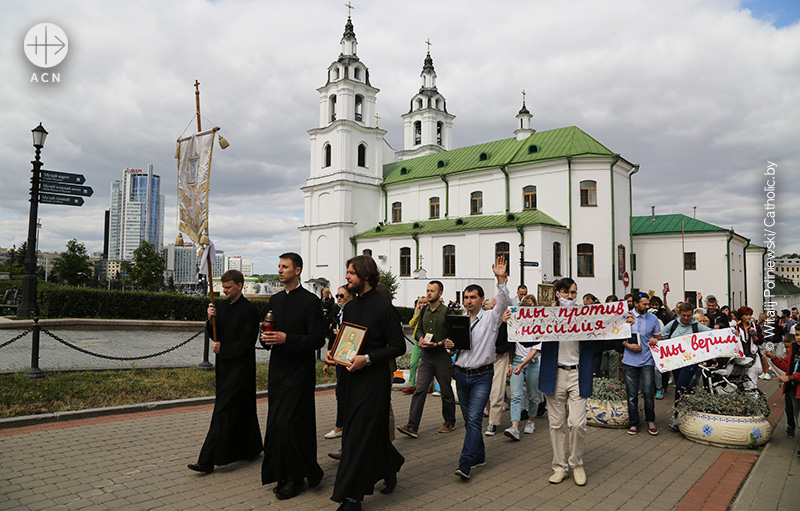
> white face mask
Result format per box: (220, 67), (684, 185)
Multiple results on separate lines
(559, 296), (577, 307)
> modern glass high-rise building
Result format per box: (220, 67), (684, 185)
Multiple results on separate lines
(108, 164), (165, 261)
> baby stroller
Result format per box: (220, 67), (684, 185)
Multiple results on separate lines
(699, 356), (769, 416)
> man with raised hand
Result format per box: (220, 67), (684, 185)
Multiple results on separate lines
(444, 256), (510, 481)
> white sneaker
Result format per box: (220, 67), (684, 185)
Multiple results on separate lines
(523, 421), (536, 434)
(433, 391), (441, 396)
(485, 424), (497, 436)
(761, 374), (772, 380)
(324, 429), (342, 439)
(503, 426), (520, 441)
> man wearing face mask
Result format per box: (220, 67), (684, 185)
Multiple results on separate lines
(538, 278), (632, 486)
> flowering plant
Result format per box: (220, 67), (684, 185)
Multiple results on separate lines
(674, 386), (769, 418)
(591, 377), (627, 402)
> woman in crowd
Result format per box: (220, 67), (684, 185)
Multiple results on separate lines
(502, 294), (542, 440)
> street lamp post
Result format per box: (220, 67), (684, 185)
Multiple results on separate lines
(18, 123), (47, 320)
(518, 242), (525, 286)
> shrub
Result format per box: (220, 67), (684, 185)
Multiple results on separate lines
(674, 386), (770, 418)
(396, 306), (415, 325)
(591, 377), (627, 402)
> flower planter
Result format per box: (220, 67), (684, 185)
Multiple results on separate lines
(586, 398), (629, 428)
(678, 412), (771, 448)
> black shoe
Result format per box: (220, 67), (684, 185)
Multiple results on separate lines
(275, 479), (304, 500)
(328, 450), (342, 460)
(272, 481), (284, 494)
(786, 426), (795, 438)
(187, 463), (213, 473)
(379, 474), (397, 494)
(337, 499), (362, 511)
(521, 408), (529, 420)
(537, 402), (547, 417)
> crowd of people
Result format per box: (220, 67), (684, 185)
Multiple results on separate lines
(186, 253), (800, 510)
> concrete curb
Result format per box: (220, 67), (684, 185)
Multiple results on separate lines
(0, 383), (337, 429)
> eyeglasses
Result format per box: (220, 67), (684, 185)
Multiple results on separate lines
(336, 294), (349, 299)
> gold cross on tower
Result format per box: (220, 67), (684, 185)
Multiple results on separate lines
(375, 112), (380, 128)
(522, 89), (526, 105)
(346, 2), (354, 18)
(425, 38), (432, 54)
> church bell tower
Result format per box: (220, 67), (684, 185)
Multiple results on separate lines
(396, 44), (455, 161)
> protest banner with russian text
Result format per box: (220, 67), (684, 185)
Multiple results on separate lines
(651, 328), (744, 373)
(507, 302), (631, 342)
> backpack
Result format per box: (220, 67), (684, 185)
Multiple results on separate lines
(664, 319), (699, 338)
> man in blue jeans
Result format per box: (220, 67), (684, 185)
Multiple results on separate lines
(444, 256), (510, 480)
(622, 294), (662, 435)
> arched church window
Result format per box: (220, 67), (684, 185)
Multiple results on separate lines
(470, 191), (483, 215)
(392, 202), (402, 223)
(323, 143), (331, 168)
(329, 94), (337, 122)
(523, 185), (536, 210)
(437, 122), (443, 145)
(414, 121), (421, 145)
(400, 248), (411, 276)
(553, 242), (562, 276)
(416, 98), (424, 110)
(354, 67), (361, 80)
(355, 95), (363, 122)
(580, 180), (597, 206)
(357, 143), (367, 167)
(429, 197), (440, 219)
(495, 242), (510, 275)
(443, 245), (456, 276)
(577, 243), (594, 277)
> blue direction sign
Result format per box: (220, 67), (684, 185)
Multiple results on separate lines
(523, 261), (539, 267)
(40, 170), (86, 185)
(39, 193), (84, 207)
(40, 182), (93, 197)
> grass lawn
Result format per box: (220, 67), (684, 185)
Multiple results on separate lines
(0, 363), (337, 419)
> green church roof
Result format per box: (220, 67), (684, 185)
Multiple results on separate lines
(631, 214), (729, 236)
(355, 209), (564, 239)
(383, 126), (617, 185)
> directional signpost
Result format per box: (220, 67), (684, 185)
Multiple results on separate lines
(40, 170), (86, 184)
(39, 193), (84, 206)
(40, 181), (93, 197)
(38, 170), (92, 207)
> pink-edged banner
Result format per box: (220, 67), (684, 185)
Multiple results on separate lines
(506, 302), (631, 342)
(651, 328), (744, 372)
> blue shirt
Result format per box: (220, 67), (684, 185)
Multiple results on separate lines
(624, 310), (661, 367)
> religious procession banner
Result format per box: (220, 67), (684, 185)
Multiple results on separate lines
(651, 328), (744, 373)
(506, 302), (631, 342)
(176, 128), (216, 245)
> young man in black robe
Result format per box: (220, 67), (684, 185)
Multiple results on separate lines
(326, 255), (406, 511)
(188, 269), (262, 474)
(260, 252), (327, 500)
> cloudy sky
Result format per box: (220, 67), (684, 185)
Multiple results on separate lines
(1, 0), (798, 276)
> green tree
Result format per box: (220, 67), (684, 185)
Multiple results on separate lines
(128, 241), (166, 292)
(52, 239), (92, 286)
(378, 268), (399, 300)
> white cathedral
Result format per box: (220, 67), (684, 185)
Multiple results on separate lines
(299, 16), (762, 309)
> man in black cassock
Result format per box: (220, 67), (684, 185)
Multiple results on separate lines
(326, 255), (406, 511)
(260, 252), (326, 500)
(188, 269), (262, 474)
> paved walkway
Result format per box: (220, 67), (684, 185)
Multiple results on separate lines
(2, 378), (797, 510)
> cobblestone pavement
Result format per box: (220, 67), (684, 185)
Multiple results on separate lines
(3, 380), (796, 511)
